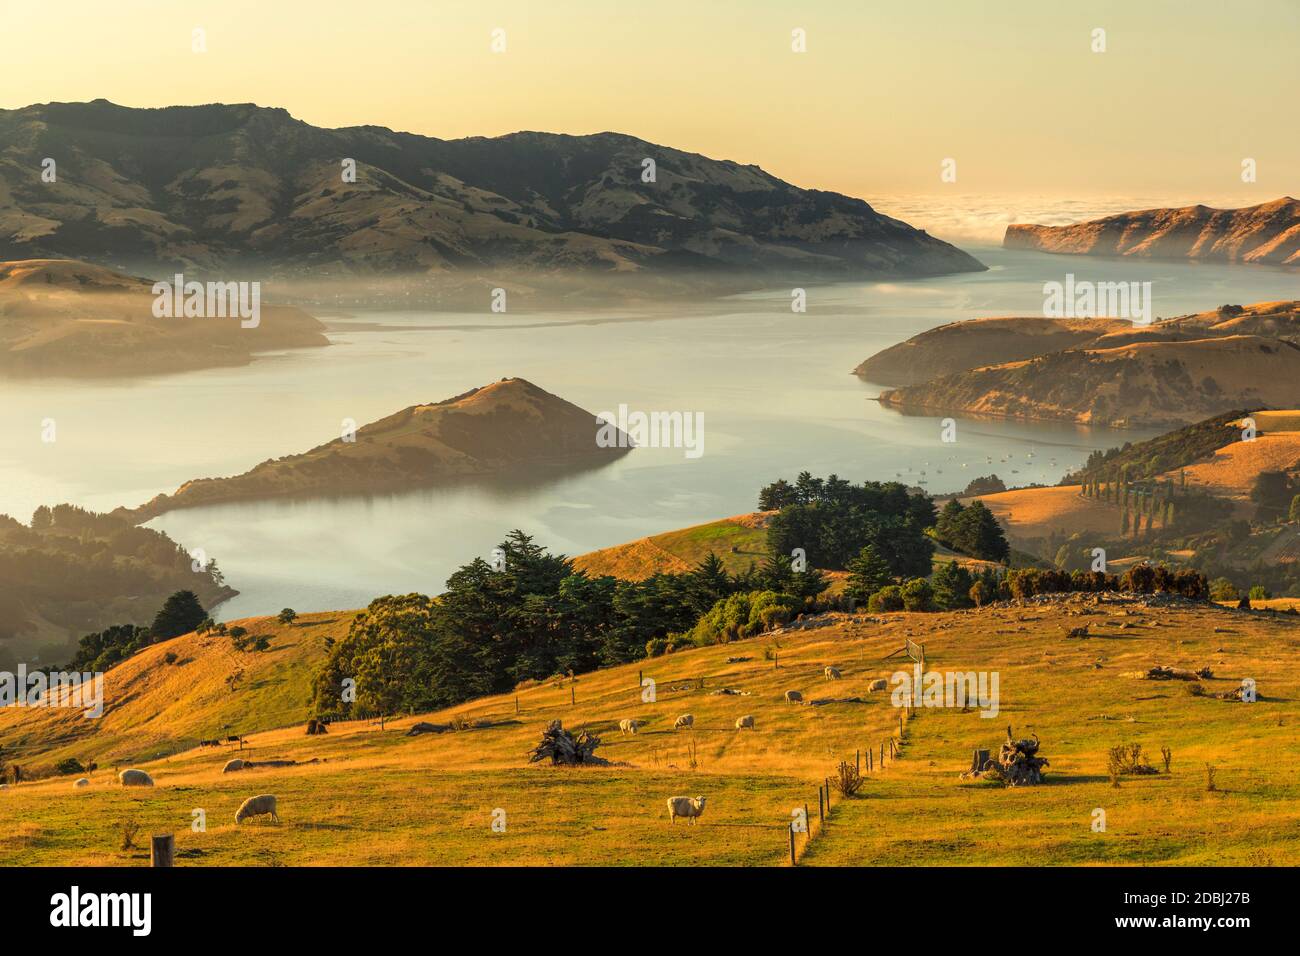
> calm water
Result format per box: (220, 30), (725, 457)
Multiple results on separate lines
(1, 245), (1295, 617)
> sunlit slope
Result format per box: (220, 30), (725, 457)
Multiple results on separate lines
(572, 513), (772, 579)
(3, 597), (1298, 866)
(0, 612), (343, 769)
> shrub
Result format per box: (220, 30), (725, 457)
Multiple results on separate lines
(689, 591), (798, 645)
(645, 638), (670, 658)
(900, 578), (935, 612)
(833, 760), (864, 797)
(54, 758), (85, 776)
(1210, 578), (1239, 601)
(1249, 585), (1271, 601)
(277, 608), (297, 625)
(163, 652), (178, 665)
(867, 585), (903, 613)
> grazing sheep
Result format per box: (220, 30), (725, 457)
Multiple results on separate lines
(868, 678), (888, 692)
(784, 690), (803, 703)
(118, 769), (154, 787)
(74, 778), (89, 788)
(735, 715), (755, 730)
(673, 714), (694, 730)
(222, 759), (245, 774)
(234, 794), (279, 824)
(666, 795), (707, 825)
(824, 666), (842, 680)
(618, 718), (641, 735)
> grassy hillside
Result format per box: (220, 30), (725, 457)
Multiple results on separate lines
(572, 514), (771, 579)
(0, 612), (340, 770)
(2, 597), (1297, 866)
(574, 512), (997, 582)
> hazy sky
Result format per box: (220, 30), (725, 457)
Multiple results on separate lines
(2, 0), (1296, 201)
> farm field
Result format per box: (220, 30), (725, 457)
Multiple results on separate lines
(3, 597), (1298, 867)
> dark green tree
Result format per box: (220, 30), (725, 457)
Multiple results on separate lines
(150, 590), (206, 640)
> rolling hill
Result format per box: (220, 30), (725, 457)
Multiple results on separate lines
(0, 100), (985, 280)
(854, 316), (1126, 387)
(872, 303), (1300, 428)
(2, 595), (1296, 866)
(0, 258), (328, 376)
(1004, 197), (1300, 265)
(122, 378), (630, 521)
(572, 513), (773, 579)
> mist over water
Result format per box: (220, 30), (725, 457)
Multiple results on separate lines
(1, 246), (1295, 618)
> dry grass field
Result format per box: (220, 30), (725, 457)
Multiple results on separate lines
(572, 514), (772, 580)
(3, 597), (1298, 867)
(1177, 430), (1300, 497)
(966, 485), (1119, 549)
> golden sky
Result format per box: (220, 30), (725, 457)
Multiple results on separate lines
(2, 0), (1296, 200)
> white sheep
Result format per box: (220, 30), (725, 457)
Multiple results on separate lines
(118, 769), (154, 787)
(666, 795), (707, 825)
(618, 718), (641, 735)
(673, 714), (694, 730)
(222, 758), (245, 773)
(74, 778), (90, 788)
(868, 678), (888, 692)
(784, 690), (803, 703)
(234, 794), (279, 824)
(735, 715), (755, 730)
(824, 666), (842, 680)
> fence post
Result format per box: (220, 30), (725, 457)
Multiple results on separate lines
(790, 825), (796, 866)
(515, 696), (519, 715)
(571, 686), (575, 705)
(818, 787), (824, 823)
(856, 750), (861, 775)
(899, 713), (904, 737)
(824, 778), (830, 812)
(151, 833), (174, 868)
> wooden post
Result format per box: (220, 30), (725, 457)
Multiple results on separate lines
(880, 742), (885, 765)
(515, 696), (519, 715)
(818, 787), (824, 823)
(824, 778), (830, 811)
(899, 713), (904, 737)
(804, 803), (810, 836)
(150, 833), (174, 868)
(789, 824), (796, 866)
(571, 686), (575, 705)
(856, 749), (861, 775)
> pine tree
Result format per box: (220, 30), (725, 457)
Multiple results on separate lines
(845, 545), (893, 601)
(151, 590), (207, 640)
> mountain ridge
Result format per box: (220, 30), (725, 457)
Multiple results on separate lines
(0, 99), (986, 279)
(1004, 198), (1299, 265)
